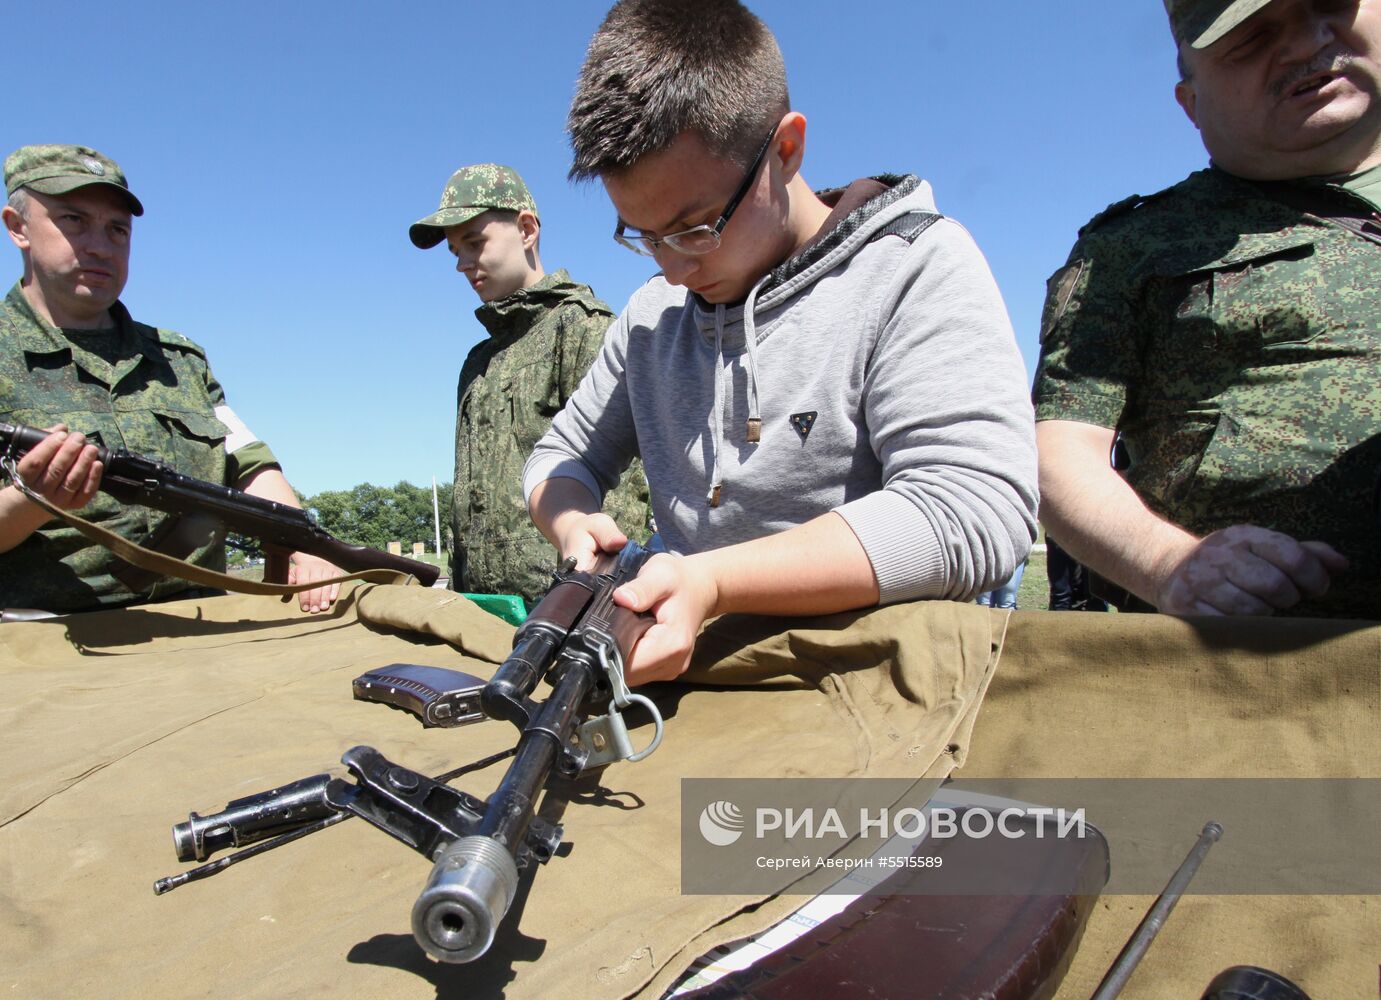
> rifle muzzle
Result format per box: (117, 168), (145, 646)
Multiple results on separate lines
(411, 835), (519, 963)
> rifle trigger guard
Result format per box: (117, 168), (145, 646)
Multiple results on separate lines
(576, 640), (664, 768)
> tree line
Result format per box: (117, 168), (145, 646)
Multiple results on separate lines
(228, 481), (452, 564)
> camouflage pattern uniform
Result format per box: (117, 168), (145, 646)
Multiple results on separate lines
(1033, 167), (1381, 618)
(409, 162), (648, 601)
(452, 270), (649, 602)
(410, 163), (539, 249)
(0, 283), (279, 613)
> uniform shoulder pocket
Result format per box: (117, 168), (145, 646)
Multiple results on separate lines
(148, 407), (229, 483)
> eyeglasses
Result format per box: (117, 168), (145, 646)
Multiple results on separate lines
(613, 126), (778, 257)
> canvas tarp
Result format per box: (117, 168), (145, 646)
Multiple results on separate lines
(1, 584), (1001, 1000)
(959, 609), (1380, 998)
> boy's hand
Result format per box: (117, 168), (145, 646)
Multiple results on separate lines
(554, 511), (628, 570)
(611, 552), (719, 685)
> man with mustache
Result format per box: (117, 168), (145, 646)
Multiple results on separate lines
(1033, 0), (1381, 618)
(0, 144), (341, 615)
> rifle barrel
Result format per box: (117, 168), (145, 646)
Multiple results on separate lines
(413, 653), (597, 962)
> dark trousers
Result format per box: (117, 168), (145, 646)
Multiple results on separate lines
(1045, 537), (1109, 612)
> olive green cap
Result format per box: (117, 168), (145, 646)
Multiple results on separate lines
(1164, 0), (1276, 49)
(3, 144), (144, 216)
(409, 163), (537, 249)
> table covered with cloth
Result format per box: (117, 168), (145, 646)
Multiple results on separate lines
(1, 584), (1375, 998)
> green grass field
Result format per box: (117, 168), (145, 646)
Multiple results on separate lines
(1015, 548), (1049, 611)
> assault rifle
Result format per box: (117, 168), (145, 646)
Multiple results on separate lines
(155, 541), (663, 963)
(0, 420), (438, 587)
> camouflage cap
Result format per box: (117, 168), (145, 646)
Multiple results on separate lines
(409, 163), (537, 249)
(3, 144), (144, 216)
(1164, 0), (1277, 49)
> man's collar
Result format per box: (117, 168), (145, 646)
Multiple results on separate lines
(3, 282), (71, 354)
(3, 280), (146, 357)
(474, 269), (581, 336)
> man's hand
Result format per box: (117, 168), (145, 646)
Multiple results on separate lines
(238, 468), (341, 612)
(10, 425), (103, 511)
(0, 425), (105, 554)
(534, 482), (876, 685)
(1034, 420), (1349, 616)
(287, 552), (342, 613)
(1156, 525), (1349, 615)
(612, 552), (719, 685)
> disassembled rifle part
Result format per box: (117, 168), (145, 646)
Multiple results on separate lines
(1091, 820), (1223, 1000)
(352, 663), (489, 728)
(156, 541), (661, 965)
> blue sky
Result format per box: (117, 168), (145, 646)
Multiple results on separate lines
(7, 1), (1207, 495)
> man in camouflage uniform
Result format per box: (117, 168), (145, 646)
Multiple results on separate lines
(0, 144), (340, 615)
(410, 163), (648, 603)
(1033, 0), (1381, 618)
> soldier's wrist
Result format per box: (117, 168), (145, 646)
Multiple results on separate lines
(0, 483), (56, 542)
(1145, 529), (1202, 605)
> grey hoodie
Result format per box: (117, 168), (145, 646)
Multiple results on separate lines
(524, 175), (1037, 601)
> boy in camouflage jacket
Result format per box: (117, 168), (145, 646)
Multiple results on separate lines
(410, 164), (647, 603)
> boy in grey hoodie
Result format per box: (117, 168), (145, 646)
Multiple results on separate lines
(524, 0), (1037, 684)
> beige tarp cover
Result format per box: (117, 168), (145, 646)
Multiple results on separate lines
(964, 610), (1380, 998)
(1, 586), (1376, 998)
(1, 585), (996, 1000)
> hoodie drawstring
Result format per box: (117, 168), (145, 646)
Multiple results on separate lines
(708, 304), (727, 507)
(707, 276), (770, 508)
(741, 276), (768, 443)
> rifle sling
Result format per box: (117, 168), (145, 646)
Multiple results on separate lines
(8, 474), (415, 598)
(108, 511), (220, 593)
(1254, 179), (1381, 248)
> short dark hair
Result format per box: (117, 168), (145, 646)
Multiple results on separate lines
(567, 0), (790, 180)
